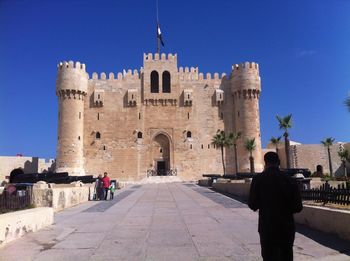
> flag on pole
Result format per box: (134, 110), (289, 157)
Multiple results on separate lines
(157, 23), (164, 47)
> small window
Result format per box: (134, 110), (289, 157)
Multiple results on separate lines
(78, 136), (80, 140)
(137, 132), (143, 139)
(103, 145), (106, 150)
(208, 144), (210, 149)
(187, 113), (190, 119)
(139, 113), (141, 119)
(151, 70), (159, 93)
(187, 131), (192, 138)
(220, 94), (222, 99)
(96, 132), (101, 139)
(98, 94), (100, 99)
(97, 113), (100, 120)
(221, 112), (223, 119)
(187, 94), (190, 99)
(190, 144), (192, 149)
(160, 148), (162, 153)
(237, 111), (240, 117)
(201, 144), (203, 149)
(162, 71), (171, 93)
(132, 94), (134, 99)
(79, 112), (81, 119)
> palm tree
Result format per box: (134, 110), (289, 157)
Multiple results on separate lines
(270, 136), (281, 154)
(245, 138), (256, 174)
(212, 130), (233, 175)
(231, 131), (242, 174)
(338, 148), (349, 177)
(344, 97), (350, 112)
(276, 114), (292, 168)
(321, 137), (335, 177)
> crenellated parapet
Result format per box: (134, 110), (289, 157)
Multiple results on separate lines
(144, 53), (177, 63)
(91, 69), (140, 81)
(230, 61), (261, 99)
(56, 60), (88, 97)
(178, 67), (226, 83)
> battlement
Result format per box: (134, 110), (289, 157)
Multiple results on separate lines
(57, 61), (86, 71)
(144, 53), (177, 63)
(232, 62), (259, 71)
(178, 66), (225, 82)
(91, 69), (140, 81)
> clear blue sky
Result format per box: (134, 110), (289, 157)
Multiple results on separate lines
(0, 0), (349, 159)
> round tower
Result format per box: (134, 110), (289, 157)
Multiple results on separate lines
(56, 61), (88, 175)
(231, 62), (263, 173)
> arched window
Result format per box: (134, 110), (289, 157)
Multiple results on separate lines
(151, 71), (159, 93)
(162, 71), (171, 93)
(96, 132), (101, 139)
(186, 131), (192, 138)
(137, 132), (143, 139)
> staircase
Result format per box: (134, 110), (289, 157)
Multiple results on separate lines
(138, 176), (182, 184)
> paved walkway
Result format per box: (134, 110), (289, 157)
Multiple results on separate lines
(1, 183), (350, 261)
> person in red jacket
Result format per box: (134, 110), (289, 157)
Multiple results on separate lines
(102, 172), (110, 200)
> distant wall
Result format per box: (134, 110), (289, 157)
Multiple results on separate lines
(267, 143), (349, 175)
(0, 156), (55, 183)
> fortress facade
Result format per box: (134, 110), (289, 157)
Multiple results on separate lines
(55, 53), (263, 181)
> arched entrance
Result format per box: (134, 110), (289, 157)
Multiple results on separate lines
(151, 133), (171, 176)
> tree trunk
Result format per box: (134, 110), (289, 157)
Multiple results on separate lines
(343, 160), (347, 177)
(221, 146), (225, 175)
(249, 152), (255, 174)
(234, 144), (238, 174)
(284, 133), (291, 169)
(327, 147), (333, 177)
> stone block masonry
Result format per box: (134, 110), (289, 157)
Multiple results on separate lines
(56, 54), (264, 182)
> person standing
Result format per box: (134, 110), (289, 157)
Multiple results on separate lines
(95, 174), (104, 200)
(248, 152), (303, 261)
(102, 172), (110, 200)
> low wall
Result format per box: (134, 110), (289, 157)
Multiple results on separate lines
(295, 206), (350, 241)
(33, 182), (95, 212)
(212, 181), (250, 200)
(211, 181), (350, 242)
(0, 207), (53, 247)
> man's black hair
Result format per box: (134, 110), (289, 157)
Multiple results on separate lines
(264, 152), (280, 165)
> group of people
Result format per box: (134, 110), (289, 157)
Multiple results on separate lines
(94, 172), (116, 200)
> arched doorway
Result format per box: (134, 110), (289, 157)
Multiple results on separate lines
(151, 133), (171, 175)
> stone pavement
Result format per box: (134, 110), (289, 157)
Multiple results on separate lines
(1, 183), (349, 261)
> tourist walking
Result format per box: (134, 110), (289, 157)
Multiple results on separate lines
(248, 152), (303, 261)
(102, 172), (110, 200)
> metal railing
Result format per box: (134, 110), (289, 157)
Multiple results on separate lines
(0, 186), (33, 213)
(147, 169), (177, 177)
(301, 182), (350, 205)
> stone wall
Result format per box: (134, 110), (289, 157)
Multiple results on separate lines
(33, 182), (94, 212)
(0, 156), (55, 183)
(268, 142), (349, 175)
(56, 54), (264, 182)
(0, 207), (53, 247)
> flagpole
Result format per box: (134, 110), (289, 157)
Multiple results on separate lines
(156, 0), (160, 55)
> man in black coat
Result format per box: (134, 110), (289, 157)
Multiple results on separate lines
(248, 152), (303, 261)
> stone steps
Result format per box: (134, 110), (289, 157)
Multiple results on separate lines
(138, 176), (182, 184)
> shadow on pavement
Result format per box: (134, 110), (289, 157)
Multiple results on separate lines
(296, 224), (350, 256)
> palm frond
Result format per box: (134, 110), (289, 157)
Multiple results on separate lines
(344, 97), (350, 112)
(245, 138), (256, 152)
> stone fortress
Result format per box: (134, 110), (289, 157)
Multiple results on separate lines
(56, 53), (264, 181)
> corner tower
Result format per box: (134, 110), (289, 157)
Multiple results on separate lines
(56, 61), (88, 175)
(231, 62), (263, 172)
